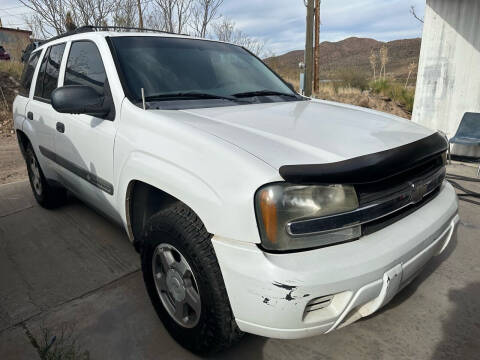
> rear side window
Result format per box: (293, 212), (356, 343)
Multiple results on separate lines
(42, 43), (66, 99)
(34, 43), (66, 101)
(19, 51), (40, 97)
(34, 48), (49, 99)
(64, 41), (107, 96)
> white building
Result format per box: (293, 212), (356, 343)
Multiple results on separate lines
(413, 0), (480, 155)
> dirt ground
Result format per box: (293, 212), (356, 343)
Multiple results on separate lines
(0, 135), (26, 185)
(316, 86), (412, 119)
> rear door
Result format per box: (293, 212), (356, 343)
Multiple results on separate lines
(14, 50), (40, 133)
(54, 40), (118, 220)
(24, 43), (66, 180)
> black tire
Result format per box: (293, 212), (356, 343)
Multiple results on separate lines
(25, 144), (67, 209)
(141, 203), (243, 355)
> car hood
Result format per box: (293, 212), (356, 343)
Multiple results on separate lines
(178, 100), (435, 170)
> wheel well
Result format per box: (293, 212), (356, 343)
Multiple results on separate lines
(16, 130), (30, 158)
(127, 181), (181, 252)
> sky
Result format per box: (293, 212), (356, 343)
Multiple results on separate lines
(0, 0), (425, 55)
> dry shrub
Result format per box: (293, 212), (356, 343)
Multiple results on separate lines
(370, 79), (415, 113)
(335, 69), (369, 91)
(0, 61), (24, 81)
(283, 76), (300, 92)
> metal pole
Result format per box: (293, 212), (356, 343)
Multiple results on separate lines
(137, 0), (144, 29)
(313, 0), (321, 94)
(304, 0), (314, 97)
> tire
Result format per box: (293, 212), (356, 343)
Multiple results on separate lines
(141, 203), (243, 355)
(25, 144), (67, 209)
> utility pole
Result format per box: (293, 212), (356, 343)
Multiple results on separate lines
(137, 0), (144, 29)
(304, 0), (314, 97)
(313, 0), (321, 94)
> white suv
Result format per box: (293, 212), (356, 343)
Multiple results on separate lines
(13, 27), (459, 354)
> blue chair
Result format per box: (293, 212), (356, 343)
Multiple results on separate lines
(448, 112), (480, 177)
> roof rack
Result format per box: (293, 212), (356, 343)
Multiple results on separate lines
(42, 25), (189, 45)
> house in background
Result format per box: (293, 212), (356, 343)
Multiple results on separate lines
(413, 0), (480, 156)
(0, 26), (32, 62)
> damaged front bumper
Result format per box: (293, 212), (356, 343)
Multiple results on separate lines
(212, 182), (459, 339)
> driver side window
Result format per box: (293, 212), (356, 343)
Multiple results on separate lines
(64, 41), (107, 96)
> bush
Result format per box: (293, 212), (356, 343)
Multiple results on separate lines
(370, 79), (415, 113)
(370, 78), (390, 94)
(336, 69), (369, 91)
(0, 61), (24, 80)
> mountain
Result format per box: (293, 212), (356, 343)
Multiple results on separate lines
(265, 37), (421, 81)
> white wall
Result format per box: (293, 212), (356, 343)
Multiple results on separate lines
(413, 0), (480, 143)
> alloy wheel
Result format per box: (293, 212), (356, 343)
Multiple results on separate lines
(152, 243), (201, 328)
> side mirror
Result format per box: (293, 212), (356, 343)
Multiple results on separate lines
(51, 85), (111, 118)
(286, 82), (296, 92)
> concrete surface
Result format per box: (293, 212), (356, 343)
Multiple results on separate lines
(0, 164), (479, 359)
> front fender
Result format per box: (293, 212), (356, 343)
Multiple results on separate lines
(116, 150), (269, 244)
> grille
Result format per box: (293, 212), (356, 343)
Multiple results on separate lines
(357, 154), (445, 235)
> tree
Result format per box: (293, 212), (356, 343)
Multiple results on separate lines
(69, 0), (117, 27)
(369, 50), (377, 81)
(190, 0), (223, 38)
(113, 0), (138, 28)
(137, 0), (144, 28)
(213, 17), (266, 57)
(379, 45), (389, 80)
(20, 0), (127, 37)
(144, 10), (166, 30)
(19, 0), (70, 36)
(405, 62), (417, 88)
(18, 0), (269, 58)
(410, 5), (424, 23)
(65, 11), (76, 31)
(212, 16), (234, 42)
(153, 0), (193, 33)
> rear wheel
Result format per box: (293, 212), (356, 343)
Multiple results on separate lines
(25, 144), (66, 209)
(141, 203), (243, 355)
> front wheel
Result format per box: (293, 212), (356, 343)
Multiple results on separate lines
(141, 203), (243, 355)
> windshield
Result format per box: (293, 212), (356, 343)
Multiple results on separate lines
(110, 36), (299, 108)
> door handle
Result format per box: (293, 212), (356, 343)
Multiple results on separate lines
(27, 111), (33, 120)
(56, 122), (65, 133)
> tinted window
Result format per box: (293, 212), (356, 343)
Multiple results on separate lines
(110, 37), (295, 105)
(19, 51), (40, 97)
(42, 43), (66, 99)
(34, 48), (49, 99)
(64, 41), (107, 96)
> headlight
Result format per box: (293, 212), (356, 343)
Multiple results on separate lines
(255, 183), (360, 251)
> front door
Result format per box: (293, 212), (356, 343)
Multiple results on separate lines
(54, 40), (119, 220)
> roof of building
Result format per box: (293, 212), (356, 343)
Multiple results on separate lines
(0, 26), (32, 35)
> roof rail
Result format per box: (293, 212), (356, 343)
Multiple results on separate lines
(42, 25), (189, 45)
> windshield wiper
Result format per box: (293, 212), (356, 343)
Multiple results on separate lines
(232, 90), (298, 98)
(144, 92), (246, 102)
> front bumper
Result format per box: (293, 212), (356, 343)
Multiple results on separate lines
(212, 182), (459, 339)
